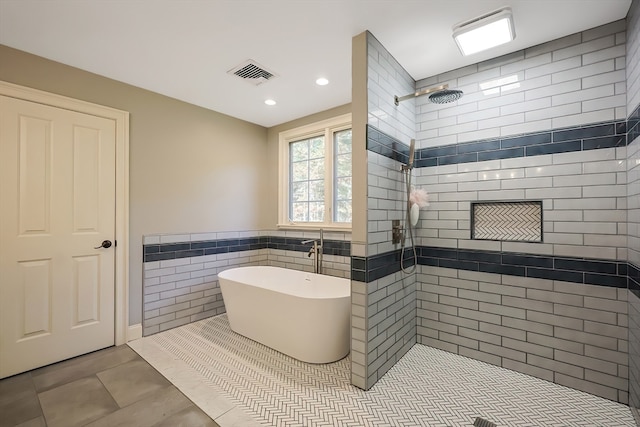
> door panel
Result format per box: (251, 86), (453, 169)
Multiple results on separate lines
(73, 126), (101, 232)
(0, 96), (116, 378)
(72, 255), (100, 326)
(18, 115), (51, 235)
(18, 259), (52, 338)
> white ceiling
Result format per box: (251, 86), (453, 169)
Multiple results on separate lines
(0, 0), (633, 128)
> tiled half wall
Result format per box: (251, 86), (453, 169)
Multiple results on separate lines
(142, 230), (351, 336)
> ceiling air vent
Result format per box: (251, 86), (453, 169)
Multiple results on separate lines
(227, 60), (278, 86)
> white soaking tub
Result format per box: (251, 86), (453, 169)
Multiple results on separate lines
(218, 266), (350, 363)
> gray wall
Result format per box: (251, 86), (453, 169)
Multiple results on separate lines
(0, 45), (270, 326)
(0, 45), (352, 330)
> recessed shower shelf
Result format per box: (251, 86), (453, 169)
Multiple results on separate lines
(471, 201), (543, 242)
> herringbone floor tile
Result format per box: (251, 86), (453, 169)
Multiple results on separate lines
(129, 315), (635, 426)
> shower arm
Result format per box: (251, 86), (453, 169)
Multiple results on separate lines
(394, 84), (449, 106)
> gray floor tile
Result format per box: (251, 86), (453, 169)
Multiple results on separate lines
(14, 417), (46, 427)
(83, 386), (192, 427)
(38, 376), (118, 427)
(151, 405), (219, 427)
(0, 373), (42, 427)
(32, 345), (138, 392)
(97, 359), (171, 408)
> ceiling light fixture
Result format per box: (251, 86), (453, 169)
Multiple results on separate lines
(316, 78), (329, 86)
(265, 99), (276, 106)
(453, 7), (515, 56)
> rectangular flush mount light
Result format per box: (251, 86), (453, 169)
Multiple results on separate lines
(453, 7), (515, 56)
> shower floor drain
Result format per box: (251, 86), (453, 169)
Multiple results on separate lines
(474, 417), (497, 427)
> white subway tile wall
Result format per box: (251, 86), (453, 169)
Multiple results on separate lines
(367, 32), (415, 145)
(629, 1), (640, 271)
(143, 248), (265, 336)
(625, 1), (640, 419)
(399, 18), (640, 404)
(351, 279), (367, 389)
(630, 288), (640, 424)
(415, 148), (627, 260)
(363, 272), (416, 389)
(629, 0), (640, 115)
(629, 71), (640, 427)
(367, 151), (405, 257)
(268, 249), (350, 278)
(418, 265), (629, 403)
(358, 32), (418, 390)
(142, 230), (351, 336)
(416, 21), (627, 149)
(361, 10), (640, 402)
(631, 137), (640, 269)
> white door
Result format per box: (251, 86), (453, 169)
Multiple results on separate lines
(0, 95), (116, 378)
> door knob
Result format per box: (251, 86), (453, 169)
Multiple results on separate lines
(94, 240), (112, 249)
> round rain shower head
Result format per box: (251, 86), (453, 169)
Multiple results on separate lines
(429, 89), (463, 104)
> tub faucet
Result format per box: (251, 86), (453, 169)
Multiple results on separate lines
(301, 229), (323, 274)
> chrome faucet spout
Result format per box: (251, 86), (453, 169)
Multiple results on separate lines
(301, 232), (324, 274)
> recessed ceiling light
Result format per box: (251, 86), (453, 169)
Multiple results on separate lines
(316, 78), (329, 86)
(453, 7), (515, 56)
(265, 99), (276, 106)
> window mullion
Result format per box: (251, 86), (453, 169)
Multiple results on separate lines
(325, 127), (333, 224)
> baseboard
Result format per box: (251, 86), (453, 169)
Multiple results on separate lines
(127, 324), (143, 342)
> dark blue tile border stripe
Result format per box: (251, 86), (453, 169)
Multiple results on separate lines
(146, 234), (638, 292)
(630, 263), (640, 299)
(417, 246), (629, 288)
(144, 236), (351, 262)
(352, 245), (638, 292)
(351, 250), (415, 283)
(367, 101), (640, 167)
(366, 126), (410, 165)
(629, 103), (640, 147)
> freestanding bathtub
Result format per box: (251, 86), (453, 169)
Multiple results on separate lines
(218, 266), (351, 364)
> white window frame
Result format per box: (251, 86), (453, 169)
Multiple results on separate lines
(278, 113), (352, 230)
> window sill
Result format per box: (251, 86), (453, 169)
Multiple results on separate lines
(276, 223), (352, 233)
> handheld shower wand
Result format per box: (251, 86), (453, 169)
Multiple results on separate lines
(402, 138), (415, 171)
(401, 139), (417, 274)
(408, 138), (415, 168)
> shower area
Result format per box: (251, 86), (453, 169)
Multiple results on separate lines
(350, 18), (639, 411)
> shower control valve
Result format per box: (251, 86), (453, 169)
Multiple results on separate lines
(392, 220), (403, 245)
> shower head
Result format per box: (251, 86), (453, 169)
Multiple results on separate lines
(394, 84), (464, 105)
(429, 89), (464, 104)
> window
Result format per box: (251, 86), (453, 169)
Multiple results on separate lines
(278, 114), (352, 229)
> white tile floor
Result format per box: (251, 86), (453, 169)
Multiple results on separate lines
(129, 314), (636, 427)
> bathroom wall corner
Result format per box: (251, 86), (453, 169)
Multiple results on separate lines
(351, 31), (370, 389)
